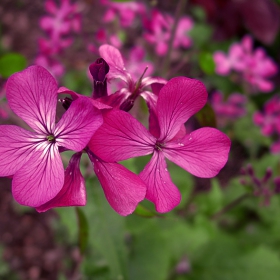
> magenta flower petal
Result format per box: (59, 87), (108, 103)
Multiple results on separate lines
(89, 110), (156, 162)
(0, 125), (37, 176)
(12, 144), (64, 207)
(99, 44), (130, 81)
(163, 127), (231, 178)
(139, 151), (181, 213)
(55, 97), (103, 151)
(89, 155), (146, 216)
(36, 152), (86, 212)
(140, 90), (160, 138)
(6, 65), (58, 134)
(157, 77), (207, 142)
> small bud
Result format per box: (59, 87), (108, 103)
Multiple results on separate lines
(262, 167), (272, 183)
(89, 58), (110, 99)
(89, 58), (109, 82)
(274, 177), (280, 193)
(59, 97), (73, 110)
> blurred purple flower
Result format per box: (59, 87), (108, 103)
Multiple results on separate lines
(89, 77), (231, 212)
(0, 66), (103, 208)
(241, 164), (280, 206)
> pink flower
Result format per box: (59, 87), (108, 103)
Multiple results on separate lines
(214, 35), (277, 93)
(89, 77), (231, 212)
(49, 87), (147, 216)
(98, 44), (166, 112)
(40, 0), (81, 42)
(173, 16), (193, 49)
(102, 0), (146, 27)
(253, 95), (280, 136)
(0, 65), (103, 208)
(144, 10), (193, 56)
(211, 91), (247, 126)
(213, 43), (245, 75)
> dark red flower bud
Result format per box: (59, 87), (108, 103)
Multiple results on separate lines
(89, 58), (109, 82)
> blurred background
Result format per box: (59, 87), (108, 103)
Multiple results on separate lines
(1, 0), (280, 279)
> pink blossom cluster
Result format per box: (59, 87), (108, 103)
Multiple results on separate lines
(211, 91), (247, 127)
(92, 1), (193, 57)
(144, 9), (193, 56)
(36, 0), (81, 78)
(213, 35), (277, 93)
(253, 95), (280, 153)
(0, 45), (230, 215)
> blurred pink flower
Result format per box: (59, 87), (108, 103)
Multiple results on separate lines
(253, 95), (280, 136)
(102, 0), (146, 27)
(144, 10), (193, 56)
(211, 91), (247, 126)
(40, 0), (81, 42)
(214, 35), (277, 93)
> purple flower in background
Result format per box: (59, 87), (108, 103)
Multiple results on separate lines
(98, 44), (166, 112)
(0, 66), (103, 208)
(211, 91), (247, 127)
(241, 165), (280, 206)
(89, 77), (231, 212)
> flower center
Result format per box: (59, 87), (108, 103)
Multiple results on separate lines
(46, 134), (56, 143)
(155, 141), (164, 151)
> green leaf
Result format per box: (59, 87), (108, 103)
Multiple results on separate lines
(75, 207), (89, 255)
(198, 52), (215, 74)
(195, 103), (217, 128)
(133, 204), (158, 218)
(86, 179), (128, 280)
(129, 223), (170, 280)
(189, 24), (212, 48)
(0, 53), (27, 78)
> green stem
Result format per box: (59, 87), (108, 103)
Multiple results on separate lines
(211, 193), (251, 220)
(162, 0), (187, 77)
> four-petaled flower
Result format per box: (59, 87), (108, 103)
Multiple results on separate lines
(0, 65), (103, 207)
(89, 77), (231, 212)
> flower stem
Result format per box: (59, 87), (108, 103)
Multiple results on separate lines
(162, 0), (187, 77)
(211, 193), (251, 220)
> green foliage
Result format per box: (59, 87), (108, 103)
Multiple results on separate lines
(198, 52), (215, 74)
(0, 53), (27, 78)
